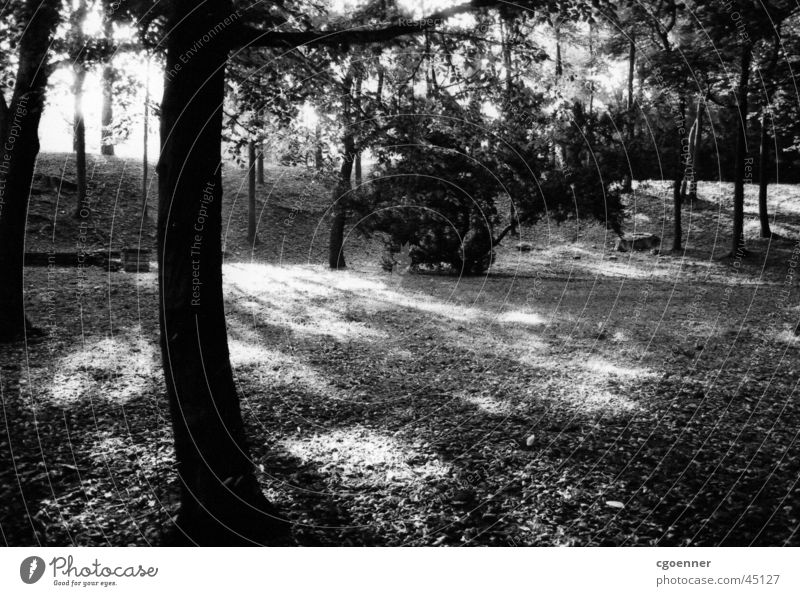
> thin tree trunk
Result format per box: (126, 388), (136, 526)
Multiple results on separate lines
(256, 146), (264, 184)
(314, 120), (323, 170)
(622, 37), (635, 192)
(156, 0), (285, 545)
(73, 63), (88, 218)
(247, 140), (257, 244)
(142, 56), (149, 218)
(555, 23), (563, 79)
(0, 0), (60, 341)
(329, 71), (354, 269)
(627, 38), (635, 110)
(587, 23), (594, 117)
(329, 132), (354, 268)
(353, 74), (362, 186)
(673, 97), (686, 252)
(376, 64), (384, 105)
(688, 97), (704, 202)
(731, 44), (752, 256)
(100, 18), (115, 156)
(758, 110), (771, 237)
(680, 117), (696, 201)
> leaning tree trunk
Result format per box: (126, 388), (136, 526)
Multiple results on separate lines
(731, 44), (752, 256)
(157, 0), (285, 545)
(758, 110), (771, 238)
(329, 71), (354, 270)
(100, 18), (115, 156)
(73, 62), (88, 218)
(0, 0), (60, 342)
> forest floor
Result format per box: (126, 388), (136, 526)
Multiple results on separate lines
(2, 152), (799, 546)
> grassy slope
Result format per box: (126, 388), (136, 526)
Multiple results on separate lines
(1, 152), (798, 546)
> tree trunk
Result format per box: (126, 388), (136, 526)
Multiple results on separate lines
(627, 38), (635, 111)
(622, 37), (635, 193)
(256, 146), (264, 184)
(100, 18), (115, 156)
(731, 44), (752, 256)
(355, 152), (362, 186)
(673, 96), (686, 252)
(680, 118), (696, 201)
(314, 120), (323, 170)
(73, 63), (88, 218)
(142, 56), (150, 218)
(555, 24), (562, 79)
(329, 72), (354, 270)
(0, 0), (60, 341)
(758, 110), (771, 238)
(247, 140), (258, 244)
(688, 97), (704, 202)
(156, 0), (285, 545)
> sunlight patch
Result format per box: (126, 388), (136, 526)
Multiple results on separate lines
(582, 358), (649, 379)
(46, 335), (157, 406)
(460, 392), (512, 415)
(279, 428), (450, 487)
(497, 311), (545, 326)
(775, 329), (799, 346)
(582, 390), (639, 413)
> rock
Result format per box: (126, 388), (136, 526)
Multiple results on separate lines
(516, 242), (534, 252)
(615, 233), (661, 252)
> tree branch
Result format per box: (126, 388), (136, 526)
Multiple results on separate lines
(229, 0), (497, 50)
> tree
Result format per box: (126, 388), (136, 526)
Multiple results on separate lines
(153, 0), (602, 542)
(0, 0), (61, 341)
(156, 0), (287, 545)
(69, 0), (89, 219)
(100, 10), (116, 156)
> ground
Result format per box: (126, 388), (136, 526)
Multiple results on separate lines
(1, 152), (799, 546)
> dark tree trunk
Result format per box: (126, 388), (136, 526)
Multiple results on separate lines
(256, 146), (264, 184)
(673, 96), (686, 252)
(622, 37), (635, 193)
(353, 74), (362, 187)
(100, 18), (115, 156)
(73, 63), (88, 218)
(376, 65), (384, 104)
(688, 97), (704, 202)
(731, 44), (752, 256)
(680, 117), (695, 201)
(0, 0), (60, 342)
(156, 0), (285, 545)
(142, 56), (150, 218)
(314, 120), (323, 170)
(627, 38), (635, 111)
(247, 140), (258, 244)
(758, 110), (771, 238)
(329, 71), (354, 270)
(555, 24), (562, 79)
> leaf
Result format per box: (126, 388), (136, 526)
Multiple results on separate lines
(606, 501), (625, 509)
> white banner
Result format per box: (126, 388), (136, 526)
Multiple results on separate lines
(1, 547), (798, 595)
